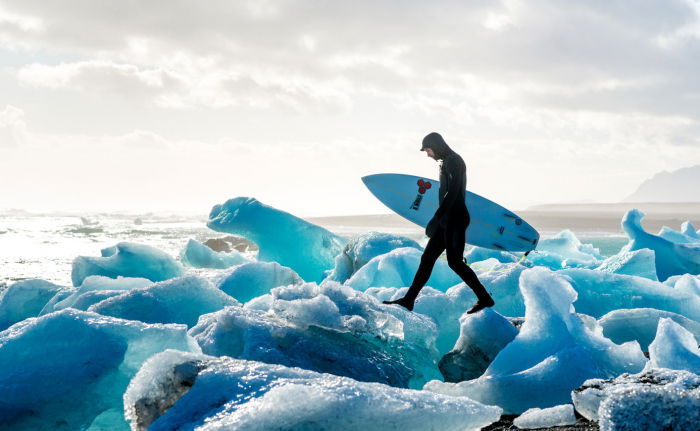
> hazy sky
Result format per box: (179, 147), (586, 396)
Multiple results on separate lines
(1, 0), (699, 217)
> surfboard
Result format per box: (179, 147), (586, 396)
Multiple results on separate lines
(362, 173), (539, 253)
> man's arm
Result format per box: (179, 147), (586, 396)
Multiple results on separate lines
(426, 157), (461, 236)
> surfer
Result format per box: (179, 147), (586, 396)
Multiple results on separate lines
(383, 132), (495, 314)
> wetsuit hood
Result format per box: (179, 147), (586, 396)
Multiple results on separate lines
(421, 132), (452, 160)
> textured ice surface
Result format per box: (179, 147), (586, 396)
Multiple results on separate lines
(621, 209), (700, 281)
(89, 275), (238, 328)
(425, 267), (647, 414)
(0, 309), (199, 431)
(124, 350), (502, 431)
(513, 404), (576, 429)
(599, 308), (700, 351)
(227, 281), (443, 388)
(180, 238), (248, 269)
(573, 368), (700, 426)
(595, 248), (658, 280)
(0, 279), (65, 331)
(207, 197), (346, 282)
(658, 226), (700, 244)
(214, 261), (302, 303)
(562, 269), (700, 321)
(326, 232), (421, 283)
(681, 221), (700, 238)
(189, 304), (438, 388)
(72, 242), (185, 286)
(346, 247), (462, 292)
(464, 246), (519, 264)
(51, 276), (152, 312)
(439, 308), (518, 382)
(528, 230), (603, 269)
(647, 318), (700, 373)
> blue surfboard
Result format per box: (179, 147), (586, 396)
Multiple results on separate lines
(362, 173), (539, 252)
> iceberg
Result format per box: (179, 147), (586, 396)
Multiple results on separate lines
(527, 230), (603, 269)
(562, 269), (700, 321)
(573, 368), (700, 428)
(424, 267), (647, 414)
(513, 404), (577, 429)
(346, 247), (462, 292)
(595, 248), (658, 280)
(681, 221), (700, 238)
(189, 305), (436, 388)
(464, 245), (519, 264)
(124, 350), (503, 431)
(214, 261), (303, 303)
(51, 276), (152, 312)
(621, 209), (700, 281)
(207, 197), (346, 282)
(89, 275), (238, 328)
(599, 308), (700, 351)
(646, 318), (700, 373)
(439, 308), (519, 382)
(326, 232), (422, 283)
(0, 309), (199, 431)
(0, 279), (66, 331)
(179, 238), (248, 269)
(71, 242), (185, 286)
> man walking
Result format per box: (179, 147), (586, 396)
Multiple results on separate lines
(383, 132), (495, 314)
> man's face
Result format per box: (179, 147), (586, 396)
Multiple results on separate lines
(424, 147), (437, 160)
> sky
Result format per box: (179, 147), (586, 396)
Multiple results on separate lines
(1, 0), (699, 217)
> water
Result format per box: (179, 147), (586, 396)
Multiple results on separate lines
(0, 212), (628, 287)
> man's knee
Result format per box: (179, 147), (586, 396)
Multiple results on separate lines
(446, 255), (465, 270)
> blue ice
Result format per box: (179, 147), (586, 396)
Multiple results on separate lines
(562, 270), (700, 321)
(72, 242), (185, 286)
(346, 247), (462, 292)
(326, 232), (421, 283)
(0, 309), (199, 431)
(646, 317), (700, 373)
(179, 238), (248, 269)
(50, 276), (152, 313)
(528, 230), (603, 269)
(207, 197), (346, 282)
(89, 275), (238, 328)
(599, 308), (700, 351)
(620, 209), (700, 281)
(124, 350), (502, 431)
(424, 267), (647, 414)
(214, 261), (303, 303)
(595, 248), (657, 280)
(0, 279), (65, 331)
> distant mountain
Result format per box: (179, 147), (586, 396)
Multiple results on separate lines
(625, 165), (700, 202)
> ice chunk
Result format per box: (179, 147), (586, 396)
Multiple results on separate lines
(528, 230), (603, 269)
(658, 225), (700, 244)
(621, 209), (700, 281)
(0, 309), (199, 431)
(599, 308), (700, 351)
(595, 248), (658, 280)
(681, 221), (700, 238)
(646, 318), (700, 373)
(214, 261), (303, 303)
(189, 305), (436, 388)
(179, 238), (248, 269)
(439, 308), (519, 382)
(346, 247), (462, 292)
(464, 246), (519, 264)
(425, 267), (647, 414)
(89, 275), (238, 328)
(0, 279), (66, 331)
(513, 404), (576, 429)
(207, 197), (346, 282)
(563, 269), (700, 321)
(124, 350), (502, 431)
(326, 232), (422, 283)
(52, 275), (152, 312)
(573, 368), (700, 424)
(71, 242), (185, 286)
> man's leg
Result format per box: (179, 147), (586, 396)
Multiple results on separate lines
(383, 227), (446, 311)
(445, 222), (494, 314)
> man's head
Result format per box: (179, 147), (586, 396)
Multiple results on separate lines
(420, 132), (449, 160)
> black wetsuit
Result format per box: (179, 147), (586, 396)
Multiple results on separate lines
(402, 143), (491, 305)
